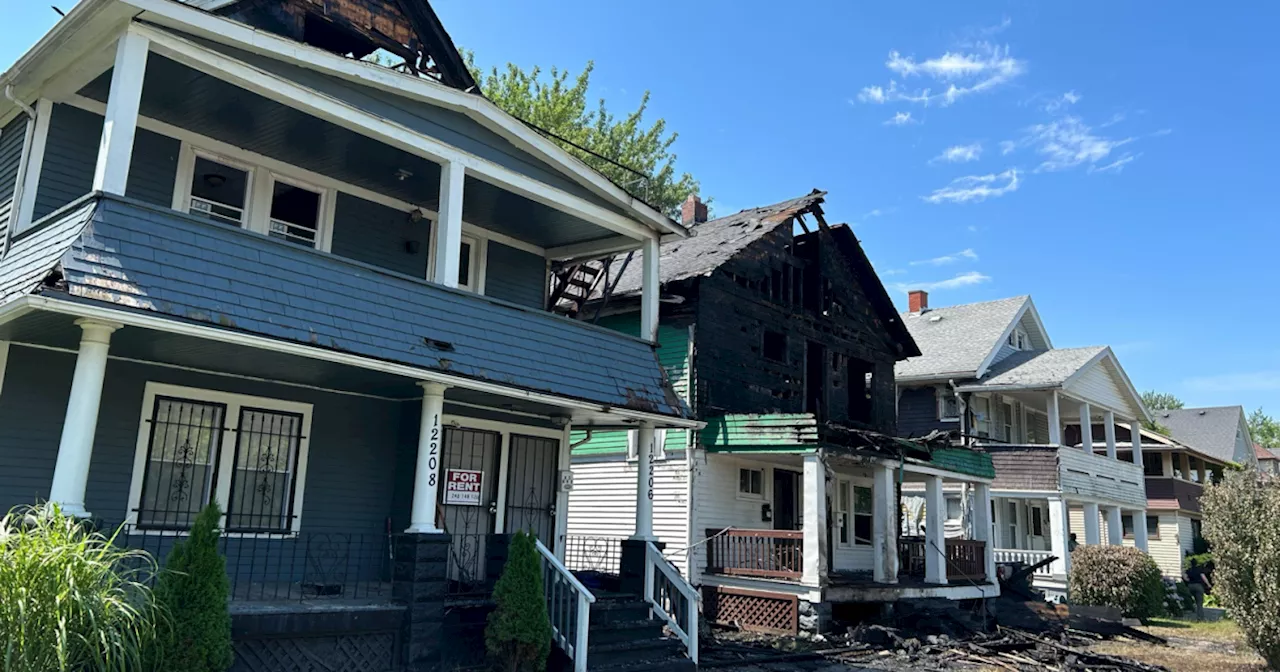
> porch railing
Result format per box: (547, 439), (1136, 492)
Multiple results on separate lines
(563, 534), (624, 575)
(993, 548), (1055, 576)
(105, 522), (394, 603)
(445, 532), (504, 598)
(897, 537), (987, 583)
(644, 541), (698, 665)
(705, 528), (803, 580)
(536, 539), (595, 672)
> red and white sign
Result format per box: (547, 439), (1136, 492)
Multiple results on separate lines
(443, 469), (484, 506)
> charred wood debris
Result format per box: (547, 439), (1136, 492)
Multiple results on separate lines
(699, 595), (1171, 672)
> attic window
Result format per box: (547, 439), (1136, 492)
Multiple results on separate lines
(763, 331), (788, 363)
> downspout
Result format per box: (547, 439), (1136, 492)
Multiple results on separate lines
(3, 83), (36, 121)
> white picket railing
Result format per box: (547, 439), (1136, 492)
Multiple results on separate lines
(993, 548), (1055, 575)
(643, 541), (699, 665)
(535, 539), (596, 672)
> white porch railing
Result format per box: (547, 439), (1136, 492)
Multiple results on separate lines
(643, 541), (699, 665)
(993, 548), (1055, 576)
(536, 539), (596, 672)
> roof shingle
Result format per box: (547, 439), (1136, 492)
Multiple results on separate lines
(895, 296), (1028, 380)
(1157, 406), (1248, 464)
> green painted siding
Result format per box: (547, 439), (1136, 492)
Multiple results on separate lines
(700, 413), (819, 451)
(926, 448), (996, 479)
(572, 315), (690, 456)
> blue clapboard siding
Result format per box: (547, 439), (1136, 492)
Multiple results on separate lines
(0, 115), (27, 248)
(32, 195), (682, 416)
(484, 241), (546, 310)
(330, 192), (431, 279)
(897, 386), (957, 438)
(32, 104), (180, 220)
(0, 344), (406, 533)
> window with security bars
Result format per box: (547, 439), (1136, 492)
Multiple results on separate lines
(226, 408), (304, 533)
(137, 397), (226, 530)
(130, 384), (312, 534)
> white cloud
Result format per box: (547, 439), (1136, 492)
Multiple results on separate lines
(932, 142), (983, 164)
(924, 169), (1020, 204)
(966, 225), (979, 232)
(884, 111), (919, 126)
(893, 271), (992, 294)
(1043, 90), (1082, 112)
(859, 43), (1026, 108)
(1090, 153), (1140, 174)
(1184, 371), (1280, 393)
(1023, 116), (1135, 172)
(981, 17), (1012, 36)
(910, 248), (979, 266)
(998, 140), (1017, 155)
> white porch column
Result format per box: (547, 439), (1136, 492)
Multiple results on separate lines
(1130, 421), (1143, 465)
(1047, 391), (1062, 445)
(972, 483), (996, 583)
(924, 474), (947, 584)
(640, 236), (660, 343)
(431, 160), (465, 287)
(406, 382), (449, 533)
(630, 422), (657, 540)
(1079, 402), (1093, 452)
(1132, 510), (1150, 553)
(48, 319), (121, 517)
(1082, 502), (1101, 545)
(92, 31), (149, 195)
(802, 453), (828, 586)
(872, 462), (898, 584)
(1048, 497), (1072, 576)
(1104, 410), (1117, 460)
(1105, 506), (1123, 545)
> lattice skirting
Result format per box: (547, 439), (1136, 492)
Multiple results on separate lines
(232, 632), (401, 672)
(702, 586), (799, 635)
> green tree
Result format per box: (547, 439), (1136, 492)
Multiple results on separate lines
(150, 504), (233, 672)
(1248, 407), (1280, 448)
(1202, 468), (1280, 668)
(486, 531), (552, 672)
(1142, 390), (1184, 411)
(466, 54), (699, 218)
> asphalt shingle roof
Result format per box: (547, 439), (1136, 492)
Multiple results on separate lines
(1156, 406), (1247, 464)
(895, 296), (1028, 380)
(965, 346), (1107, 388)
(609, 190), (826, 296)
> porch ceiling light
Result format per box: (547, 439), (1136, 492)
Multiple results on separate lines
(202, 173), (227, 187)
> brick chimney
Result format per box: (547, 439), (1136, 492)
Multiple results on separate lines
(908, 290), (929, 313)
(681, 193), (708, 226)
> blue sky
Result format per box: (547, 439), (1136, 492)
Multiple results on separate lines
(3, 1), (1278, 419)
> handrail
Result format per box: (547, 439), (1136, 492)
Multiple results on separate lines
(643, 541), (699, 665)
(535, 539), (596, 672)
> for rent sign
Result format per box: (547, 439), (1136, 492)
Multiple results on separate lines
(443, 469), (484, 506)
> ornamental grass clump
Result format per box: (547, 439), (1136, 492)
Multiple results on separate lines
(486, 530), (552, 672)
(1202, 468), (1280, 669)
(1068, 544), (1165, 619)
(0, 503), (162, 672)
(149, 503), (234, 672)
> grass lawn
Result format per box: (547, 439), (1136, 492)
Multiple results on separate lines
(1091, 617), (1267, 671)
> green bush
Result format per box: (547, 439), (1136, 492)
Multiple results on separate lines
(1068, 545), (1166, 619)
(0, 503), (162, 672)
(486, 530), (552, 672)
(1202, 468), (1280, 668)
(150, 504), (233, 672)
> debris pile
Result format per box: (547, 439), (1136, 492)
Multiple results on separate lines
(703, 598), (1172, 671)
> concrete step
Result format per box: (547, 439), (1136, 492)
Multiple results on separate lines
(587, 637), (686, 669)
(586, 618), (667, 646)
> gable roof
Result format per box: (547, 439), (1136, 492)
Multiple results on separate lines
(1157, 406), (1252, 464)
(1255, 443), (1279, 462)
(823, 225), (919, 358)
(968, 346), (1108, 389)
(609, 190), (826, 296)
(895, 296), (1034, 381)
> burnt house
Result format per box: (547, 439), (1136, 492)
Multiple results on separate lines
(563, 191), (998, 635)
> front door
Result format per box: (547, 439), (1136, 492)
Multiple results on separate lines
(438, 427), (501, 593)
(773, 469), (801, 531)
(503, 434), (560, 545)
(1028, 504), (1048, 551)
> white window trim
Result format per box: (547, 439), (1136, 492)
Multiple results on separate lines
(937, 386), (960, 422)
(835, 479), (852, 548)
(736, 466), (766, 500)
(626, 427), (667, 462)
(12, 98), (52, 236)
(173, 142), (335, 252)
(125, 382), (313, 537)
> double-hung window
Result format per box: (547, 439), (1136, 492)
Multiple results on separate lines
(852, 485), (873, 546)
(176, 145), (332, 251)
(128, 383), (312, 535)
(738, 468), (764, 498)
